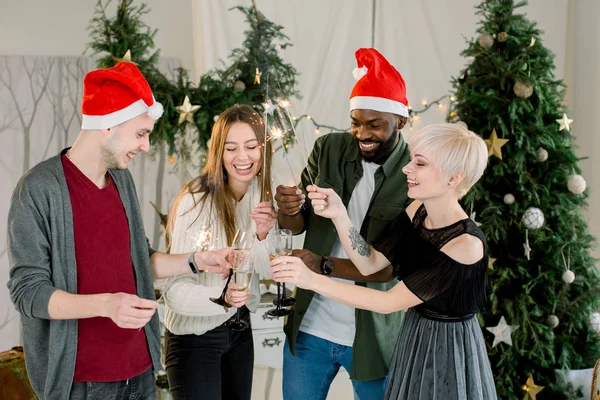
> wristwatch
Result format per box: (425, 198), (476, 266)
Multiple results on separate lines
(320, 255), (334, 275)
(187, 251), (199, 274)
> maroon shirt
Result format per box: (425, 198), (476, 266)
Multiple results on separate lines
(62, 155), (151, 382)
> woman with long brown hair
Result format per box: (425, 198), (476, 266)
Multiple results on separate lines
(163, 104), (276, 399)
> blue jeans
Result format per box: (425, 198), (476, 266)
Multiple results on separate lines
(283, 331), (386, 400)
(69, 367), (155, 400)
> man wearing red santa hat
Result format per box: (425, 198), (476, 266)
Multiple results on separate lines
(7, 62), (230, 400)
(275, 48), (411, 399)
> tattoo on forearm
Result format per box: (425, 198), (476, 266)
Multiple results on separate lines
(349, 227), (372, 257)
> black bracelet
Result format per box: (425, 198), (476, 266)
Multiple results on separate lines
(187, 252), (199, 274)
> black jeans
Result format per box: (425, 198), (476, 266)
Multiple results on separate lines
(69, 367), (155, 400)
(164, 308), (254, 400)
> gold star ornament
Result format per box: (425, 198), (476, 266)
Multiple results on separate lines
(176, 96), (201, 125)
(521, 375), (544, 400)
(488, 257), (496, 270)
(112, 49), (138, 65)
(254, 67), (262, 84)
(485, 129), (510, 160)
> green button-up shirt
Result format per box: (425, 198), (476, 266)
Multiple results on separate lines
(284, 132), (411, 381)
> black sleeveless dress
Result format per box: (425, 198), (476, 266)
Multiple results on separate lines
(375, 205), (497, 400)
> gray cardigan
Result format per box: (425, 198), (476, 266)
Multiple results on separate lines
(6, 150), (161, 400)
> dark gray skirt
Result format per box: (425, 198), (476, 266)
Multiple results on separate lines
(384, 308), (498, 400)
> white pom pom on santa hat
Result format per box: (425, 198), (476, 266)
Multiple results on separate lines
(349, 48), (409, 117)
(81, 62), (164, 130)
(147, 99), (164, 120)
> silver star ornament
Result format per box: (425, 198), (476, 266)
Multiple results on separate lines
(486, 316), (519, 347)
(556, 113), (573, 132)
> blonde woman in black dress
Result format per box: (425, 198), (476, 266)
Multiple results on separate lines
(271, 123), (497, 399)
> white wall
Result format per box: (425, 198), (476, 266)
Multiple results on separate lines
(0, 0), (195, 73)
(565, 0), (600, 261)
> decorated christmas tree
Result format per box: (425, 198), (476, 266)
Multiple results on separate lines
(449, 0), (600, 398)
(87, 0), (300, 163)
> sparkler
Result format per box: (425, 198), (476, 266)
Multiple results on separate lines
(277, 97), (315, 186)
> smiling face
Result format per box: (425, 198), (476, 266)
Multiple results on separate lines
(100, 113), (154, 170)
(401, 150), (450, 201)
(350, 109), (405, 164)
(222, 122), (262, 186)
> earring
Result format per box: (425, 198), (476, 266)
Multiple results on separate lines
(447, 182), (451, 186)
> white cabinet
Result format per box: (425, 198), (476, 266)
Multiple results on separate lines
(251, 293), (287, 399)
(251, 304), (286, 369)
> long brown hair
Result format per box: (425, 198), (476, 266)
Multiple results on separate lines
(167, 104), (273, 248)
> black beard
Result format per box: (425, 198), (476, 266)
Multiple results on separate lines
(360, 129), (399, 164)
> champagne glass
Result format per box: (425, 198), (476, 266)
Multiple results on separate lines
(267, 229), (293, 317)
(210, 229), (254, 307)
(278, 232), (296, 307)
(225, 250), (254, 331)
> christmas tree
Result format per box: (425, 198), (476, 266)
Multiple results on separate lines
(449, 0), (600, 398)
(87, 0), (300, 163)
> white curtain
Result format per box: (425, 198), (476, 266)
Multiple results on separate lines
(191, 0), (572, 187)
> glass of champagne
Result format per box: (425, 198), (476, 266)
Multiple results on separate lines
(210, 229), (254, 307)
(267, 229), (293, 317)
(225, 250), (254, 331)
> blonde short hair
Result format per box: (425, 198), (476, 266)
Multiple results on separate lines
(409, 123), (488, 198)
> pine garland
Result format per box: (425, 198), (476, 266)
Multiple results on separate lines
(87, 0), (300, 164)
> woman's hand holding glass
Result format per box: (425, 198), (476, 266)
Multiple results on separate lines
(210, 229), (254, 308)
(225, 247), (254, 330)
(225, 281), (251, 308)
(251, 202), (278, 241)
(266, 229), (294, 317)
(306, 185), (346, 221)
(270, 256), (316, 290)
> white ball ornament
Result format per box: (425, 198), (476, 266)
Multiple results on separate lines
(233, 80), (246, 93)
(479, 34), (494, 50)
(522, 207), (544, 230)
(546, 315), (559, 329)
(206, 138), (212, 149)
(536, 148), (548, 162)
(213, 115), (219, 122)
(562, 270), (575, 284)
(503, 194), (515, 205)
(513, 80), (534, 99)
(567, 174), (586, 195)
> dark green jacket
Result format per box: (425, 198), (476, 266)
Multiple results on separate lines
(7, 150), (161, 400)
(285, 132), (411, 381)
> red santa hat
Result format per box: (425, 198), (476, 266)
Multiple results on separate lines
(349, 48), (409, 117)
(81, 62), (164, 130)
